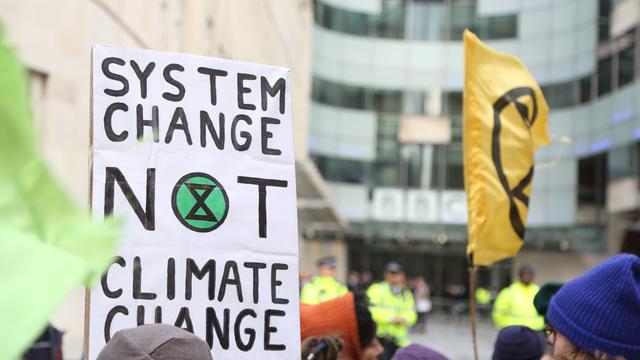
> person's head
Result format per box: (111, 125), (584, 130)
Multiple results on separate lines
(492, 326), (545, 360)
(318, 257), (338, 277)
(300, 271), (311, 284)
(518, 265), (535, 285)
(300, 292), (383, 360)
(620, 228), (640, 257)
(354, 293), (384, 360)
(96, 324), (212, 360)
(301, 336), (343, 360)
(533, 283), (563, 317)
(22, 324), (63, 360)
(551, 349), (625, 359)
(361, 271), (373, 285)
(392, 344), (449, 360)
(384, 262), (405, 286)
(347, 270), (360, 285)
(545, 254), (640, 359)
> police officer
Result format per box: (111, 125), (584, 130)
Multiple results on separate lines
(367, 262), (417, 360)
(492, 265), (544, 330)
(300, 256), (348, 305)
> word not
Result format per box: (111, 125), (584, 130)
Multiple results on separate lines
(104, 167), (287, 237)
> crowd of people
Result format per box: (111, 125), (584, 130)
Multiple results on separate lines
(21, 253), (639, 359)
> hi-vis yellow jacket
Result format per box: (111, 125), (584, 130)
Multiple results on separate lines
(492, 281), (544, 330)
(367, 282), (417, 347)
(300, 275), (348, 305)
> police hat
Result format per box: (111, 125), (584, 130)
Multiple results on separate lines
(384, 261), (403, 273)
(317, 256), (337, 268)
(518, 265), (535, 276)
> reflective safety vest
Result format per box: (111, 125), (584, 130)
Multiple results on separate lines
(300, 275), (348, 305)
(492, 281), (544, 330)
(366, 282), (417, 347)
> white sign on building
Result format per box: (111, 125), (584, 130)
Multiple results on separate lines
(88, 45), (299, 359)
(440, 191), (468, 224)
(406, 190), (438, 223)
(371, 188), (405, 221)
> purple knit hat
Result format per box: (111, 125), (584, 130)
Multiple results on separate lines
(546, 254), (640, 359)
(492, 326), (545, 360)
(392, 344), (449, 360)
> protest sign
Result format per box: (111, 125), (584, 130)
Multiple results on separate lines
(87, 45), (300, 359)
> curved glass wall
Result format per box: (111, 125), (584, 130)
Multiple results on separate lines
(314, 0), (517, 40)
(312, 78), (462, 114)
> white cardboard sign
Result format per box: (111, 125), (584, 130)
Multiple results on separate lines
(88, 45), (300, 359)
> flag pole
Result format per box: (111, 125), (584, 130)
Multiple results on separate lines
(468, 255), (479, 360)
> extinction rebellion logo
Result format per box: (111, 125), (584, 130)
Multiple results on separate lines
(492, 87), (538, 241)
(171, 172), (229, 232)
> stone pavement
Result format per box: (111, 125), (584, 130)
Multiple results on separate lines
(408, 314), (498, 360)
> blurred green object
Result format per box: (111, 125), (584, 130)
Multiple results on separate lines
(0, 30), (120, 359)
(533, 283), (563, 317)
(476, 287), (492, 305)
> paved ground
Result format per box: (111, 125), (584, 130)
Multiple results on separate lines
(409, 314), (498, 360)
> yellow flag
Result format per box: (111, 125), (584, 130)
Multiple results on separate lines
(463, 30), (550, 266)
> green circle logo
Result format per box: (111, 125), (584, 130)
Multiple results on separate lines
(171, 172), (229, 232)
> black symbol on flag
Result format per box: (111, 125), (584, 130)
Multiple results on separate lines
(492, 87), (538, 241)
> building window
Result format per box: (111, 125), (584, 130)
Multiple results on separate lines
(374, 1), (406, 38)
(374, 161), (400, 187)
(372, 90), (403, 113)
(343, 84), (367, 109)
(450, 116), (463, 142)
(402, 90), (426, 114)
(431, 143), (464, 190)
(443, 92), (463, 116)
(376, 115), (399, 155)
(403, 144), (423, 188)
(375, 114), (400, 186)
(320, 2), (345, 33)
(577, 153), (607, 207)
(608, 143), (639, 180)
(449, 2), (517, 40)
(343, 9), (370, 36)
(579, 76), (592, 104)
(445, 146), (465, 189)
(598, 0), (612, 43)
(486, 15), (517, 39)
(450, 2), (477, 40)
(597, 55), (613, 96)
(312, 154), (372, 184)
(542, 81), (578, 108)
(618, 43), (635, 88)
(405, 1), (446, 41)
(312, 78), (338, 107)
(312, 77), (408, 114)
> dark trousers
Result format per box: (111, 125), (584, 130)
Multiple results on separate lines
(378, 337), (398, 360)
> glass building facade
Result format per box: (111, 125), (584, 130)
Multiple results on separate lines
(309, 0), (640, 292)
